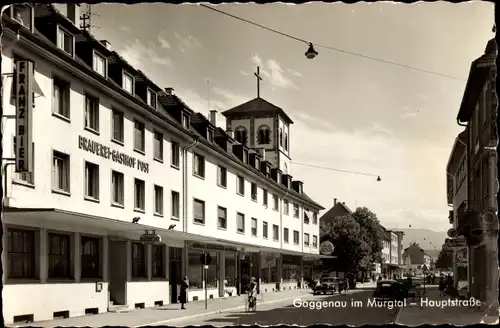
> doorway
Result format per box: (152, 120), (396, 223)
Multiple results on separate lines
(108, 240), (127, 306)
(169, 247), (182, 304)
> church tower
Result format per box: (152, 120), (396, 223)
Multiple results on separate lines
(221, 67), (293, 175)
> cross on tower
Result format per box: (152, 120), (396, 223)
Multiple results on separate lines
(254, 66), (263, 98)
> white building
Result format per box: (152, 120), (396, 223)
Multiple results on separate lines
(1, 4), (324, 325)
(380, 228), (404, 278)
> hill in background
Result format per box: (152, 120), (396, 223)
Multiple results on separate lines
(391, 228), (447, 256)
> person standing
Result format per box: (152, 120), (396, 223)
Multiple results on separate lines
(180, 276), (189, 310)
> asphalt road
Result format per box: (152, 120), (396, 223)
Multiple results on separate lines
(180, 290), (400, 326)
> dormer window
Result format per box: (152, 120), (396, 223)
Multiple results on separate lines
(147, 88), (157, 108)
(56, 26), (74, 56)
(207, 129), (214, 142)
(182, 113), (190, 128)
(122, 71), (134, 94)
(92, 51), (107, 77)
(10, 4), (33, 31)
(255, 158), (260, 170)
(243, 149), (249, 164)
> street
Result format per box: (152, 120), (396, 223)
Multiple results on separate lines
(171, 290), (399, 326)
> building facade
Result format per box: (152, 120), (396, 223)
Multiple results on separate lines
(453, 37), (498, 307)
(446, 131), (469, 291)
(381, 229), (404, 277)
(1, 4), (324, 324)
(402, 243), (431, 276)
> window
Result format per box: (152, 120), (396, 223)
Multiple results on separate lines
(193, 199), (205, 224)
(304, 212), (310, 224)
(134, 179), (145, 211)
(284, 228), (289, 243)
(48, 233), (71, 278)
(263, 222), (268, 239)
(257, 125), (271, 144)
(154, 185), (164, 215)
(237, 213), (245, 233)
(251, 183), (257, 201)
(56, 26), (73, 55)
(272, 224), (279, 241)
(234, 127), (247, 145)
(81, 236), (100, 278)
(84, 162), (99, 200)
(132, 242), (146, 278)
(11, 4), (33, 30)
(93, 51), (106, 77)
(313, 213), (318, 225)
(313, 235), (318, 248)
(52, 77), (70, 119)
(283, 199), (289, 215)
(122, 71), (134, 94)
(52, 151), (70, 192)
(237, 176), (245, 195)
(218, 206), (227, 229)
(171, 191), (180, 219)
(217, 166), (227, 188)
(207, 129), (214, 142)
(171, 142), (180, 167)
(111, 170), (124, 206)
(251, 218), (257, 236)
(7, 229), (36, 278)
(293, 203), (299, 218)
(154, 132), (163, 160)
(293, 230), (299, 245)
(134, 121), (145, 152)
(284, 133), (288, 151)
(242, 149), (249, 164)
(182, 113), (190, 128)
(147, 88), (157, 108)
(279, 128), (283, 146)
(193, 153), (205, 178)
(112, 110), (124, 143)
(263, 189), (268, 206)
(273, 194), (279, 211)
(84, 94), (99, 132)
(482, 158), (489, 198)
(13, 138), (34, 184)
(152, 245), (165, 278)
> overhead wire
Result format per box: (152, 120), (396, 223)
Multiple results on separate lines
(199, 4), (466, 81)
(291, 161), (379, 178)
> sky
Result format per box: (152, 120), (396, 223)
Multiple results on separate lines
(89, 2), (494, 232)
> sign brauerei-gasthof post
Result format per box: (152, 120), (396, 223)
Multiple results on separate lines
(78, 135), (150, 173)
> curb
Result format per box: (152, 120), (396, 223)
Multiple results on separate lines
(135, 291), (366, 327)
(134, 294), (312, 327)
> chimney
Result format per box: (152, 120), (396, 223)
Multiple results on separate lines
(67, 4), (81, 28)
(209, 110), (217, 125)
(165, 87), (175, 95)
(100, 40), (112, 51)
(334, 198), (337, 205)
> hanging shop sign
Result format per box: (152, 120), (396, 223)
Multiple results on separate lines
(319, 241), (334, 255)
(15, 60), (34, 173)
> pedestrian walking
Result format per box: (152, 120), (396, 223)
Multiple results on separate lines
(180, 276), (189, 310)
(438, 275), (445, 296)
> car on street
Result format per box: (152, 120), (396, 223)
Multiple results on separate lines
(314, 276), (343, 295)
(373, 280), (407, 301)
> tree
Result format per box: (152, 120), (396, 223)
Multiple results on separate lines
(435, 248), (453, 270)
(320, 215), (370, 273)
(351, 207), (385, 268)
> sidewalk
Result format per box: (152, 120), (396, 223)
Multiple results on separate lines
(10, 288), (315, 328)
(395, 288), (486, 326)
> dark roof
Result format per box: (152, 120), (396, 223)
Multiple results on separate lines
(11, 5), (323, 211)
(319, 202), (353, 223)
(221, 97), (294, 125)
(457, 38), (496, 123)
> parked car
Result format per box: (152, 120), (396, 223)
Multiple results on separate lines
(373, 280), (407, 301)
(314, 277), (343, 295)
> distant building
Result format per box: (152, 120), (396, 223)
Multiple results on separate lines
(318, 198), (352, 225)
(453, 37), (497, 305)
(402, 242), (431, 275)
(381, 227), (404, 277)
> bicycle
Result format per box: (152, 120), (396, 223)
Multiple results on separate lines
(245, 294), (257, 312)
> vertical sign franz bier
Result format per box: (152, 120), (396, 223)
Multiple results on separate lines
(15, 60), (34, 173)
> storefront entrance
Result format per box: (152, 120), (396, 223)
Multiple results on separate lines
(169, 247), (183, 304)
